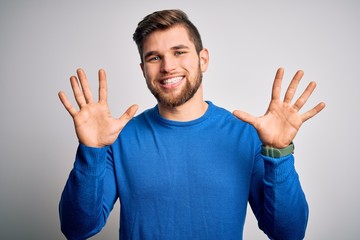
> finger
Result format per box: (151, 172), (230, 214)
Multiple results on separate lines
(271, 68), (284, 100)
(284, 70), (304, 103)
(293, 81), (317, 111)
(77, 68), (94, 104)
(98, 69), (108, 103)
(301, 102), (326, 122)
(233, 110), (258, 127)
(58, 91), (77, 117)
(70, 75), (86, 108)
(118, 104), (139, 128)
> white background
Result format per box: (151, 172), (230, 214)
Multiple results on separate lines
(1, 0), (359, 239)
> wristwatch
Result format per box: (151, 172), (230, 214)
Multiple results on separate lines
(261, 142), (294, 158)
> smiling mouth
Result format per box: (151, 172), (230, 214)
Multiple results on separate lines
(160, 76), (184, 86)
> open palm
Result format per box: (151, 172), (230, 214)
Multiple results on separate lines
(58, 69), (138, 148)
(233, 68), (325, 148)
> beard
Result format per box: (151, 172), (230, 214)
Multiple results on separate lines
(146, 65), (203, 108)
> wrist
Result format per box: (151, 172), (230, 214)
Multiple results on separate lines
(261, 142), (294, 158)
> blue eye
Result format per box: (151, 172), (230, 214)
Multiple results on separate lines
(148, 56), (161, 62)
(175, 51), (186, 56)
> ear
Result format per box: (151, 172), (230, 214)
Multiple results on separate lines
(199, 48), (209, 72)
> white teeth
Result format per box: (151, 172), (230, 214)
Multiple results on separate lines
(162, 77), (183, 85)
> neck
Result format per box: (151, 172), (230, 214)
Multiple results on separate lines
(158, 85), (208, 121)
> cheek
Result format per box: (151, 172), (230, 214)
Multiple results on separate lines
(183, 58), (200, 73)
(143, 66), (155, 80)
(144, 69), (159, 88)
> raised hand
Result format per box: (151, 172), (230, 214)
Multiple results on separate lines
(233, 68), (325, 148)
(58, 68), (138, 148)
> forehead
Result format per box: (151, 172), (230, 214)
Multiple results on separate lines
(142, 25), (196, 53)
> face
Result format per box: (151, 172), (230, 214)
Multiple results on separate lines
(140, 25), (209, 108)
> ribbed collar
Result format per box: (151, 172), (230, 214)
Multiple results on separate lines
(151, 101), (214, 127)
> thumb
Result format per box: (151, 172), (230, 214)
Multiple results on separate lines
(233, 110), (257, 126)
(118, 104), (139, 127)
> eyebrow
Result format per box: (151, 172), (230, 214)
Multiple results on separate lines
(171, 44), (190, 50)
(143, 51), (158, 60)
(143, 44), (190, 60)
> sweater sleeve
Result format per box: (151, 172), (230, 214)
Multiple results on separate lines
(59, 144), (118, 240)
(249, 150), (309, 240)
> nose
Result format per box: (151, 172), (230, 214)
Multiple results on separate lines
(160, 55), (176, 73)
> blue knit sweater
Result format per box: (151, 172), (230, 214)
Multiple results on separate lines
(59, 101), (308, 240)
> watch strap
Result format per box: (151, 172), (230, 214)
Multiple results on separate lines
(261, 142), (294, 158)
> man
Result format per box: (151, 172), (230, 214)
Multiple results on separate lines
(58, 9), (325, 240)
